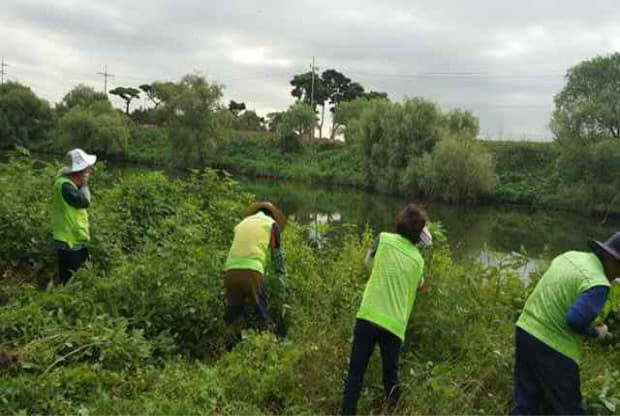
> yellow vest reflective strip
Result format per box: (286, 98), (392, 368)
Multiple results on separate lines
(51, 175), (90, 249)
(225, 212), (275, 274)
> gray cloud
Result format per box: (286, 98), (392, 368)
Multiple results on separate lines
(3, 0), (620, 139)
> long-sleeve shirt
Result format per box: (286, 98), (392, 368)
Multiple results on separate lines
(61, 182), (91, 209)
(566, 286), (609, 337)
(270, 222), (285, 274)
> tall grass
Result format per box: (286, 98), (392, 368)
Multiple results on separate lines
(1, 153), (618, 414)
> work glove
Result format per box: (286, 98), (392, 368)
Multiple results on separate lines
(595, 323), (613, 340)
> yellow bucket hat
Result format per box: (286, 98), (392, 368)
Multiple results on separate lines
(245, 202), (287, 231)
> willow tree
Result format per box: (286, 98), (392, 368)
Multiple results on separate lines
(161, 74), (223, 167)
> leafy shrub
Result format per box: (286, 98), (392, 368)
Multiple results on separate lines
(410, 137), (497, 202)
(1, 155), (618, 415)
(0, 82), (55, 148)
(0, 151), (56, 272)
(60, 100), (129, 156)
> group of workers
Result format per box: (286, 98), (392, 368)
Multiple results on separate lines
(52, 149), (619, 415)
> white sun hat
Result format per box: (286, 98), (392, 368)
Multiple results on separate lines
(60, 149), (97, 174)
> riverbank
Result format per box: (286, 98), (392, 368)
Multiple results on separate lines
(13, 126), (618, 217)
(123, 128), (620, 217)
(1, 155), (618, 414)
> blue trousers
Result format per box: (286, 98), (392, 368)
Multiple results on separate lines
(341, 318), (402, 415)
(510, 327), (583, 415)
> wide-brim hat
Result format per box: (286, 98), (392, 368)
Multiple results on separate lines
(246, 202), (287, 231)
(588, 232), (620, 261)
(60, 148), (97, 174)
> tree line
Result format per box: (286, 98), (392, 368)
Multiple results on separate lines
(2, 53), (620, 207)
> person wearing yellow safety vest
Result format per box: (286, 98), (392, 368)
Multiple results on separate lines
(511, 232), (620, 415)
(341, 204), (432, 415)
(223, 202), (287, 348)
(52, 149), (96, 285)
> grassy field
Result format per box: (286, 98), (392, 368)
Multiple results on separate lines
(1, 153), (619, 414)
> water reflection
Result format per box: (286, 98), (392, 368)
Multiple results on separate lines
(241, 178), (620, 267)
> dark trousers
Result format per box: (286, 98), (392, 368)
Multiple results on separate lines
(57, 247), (89, 285)
(510, 327), (583, 415)
(341, 318), (402, 415)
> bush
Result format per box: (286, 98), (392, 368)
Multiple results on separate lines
(1, 155), (618, 414)
(0, 82), (55, 148)
(0, 151), (56, 272)
(60, 100), (129, 156)
(411, 138), (497, 202)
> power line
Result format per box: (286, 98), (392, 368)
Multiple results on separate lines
(343, 69), (564, 80)
(96, 64), (114, 94)
(219, 70), (301, 83)
(1, 57), (8, 85)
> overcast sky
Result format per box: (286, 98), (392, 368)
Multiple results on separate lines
(2, 0), (620, 140)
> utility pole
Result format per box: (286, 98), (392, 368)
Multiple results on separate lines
(96, 64), (114, 94)
(0, 57), (8, 85)
(310, 56), (316, 107)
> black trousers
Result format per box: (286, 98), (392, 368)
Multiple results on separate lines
(510, 327), (583, 415)
(341, 318), (402, 415)
(57, 247), (88, 285)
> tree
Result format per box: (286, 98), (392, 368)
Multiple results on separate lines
(342, 82), (365, 101)
(364, 91), (389, 100)
(358, 98), (444, 192)
(228, 100), (246, 117)
(135, 82), (176, 125)
(443, 109), (480, 140)
(266, 111), (284, 132)
(215, 107), (236, 129)
(332, 96), (389, 143)
(237, 110), (265, 131)
(290, 72), (314, 103)
(60, 100), (129, 155)
(139, 83), (165, 108)
(109, 87), (141, 115)
(290, 68), (389, 139)
(278, 103), (316, 151)
(290, 71), (329, 138)
(552, 53), (620, 145)
(551, 53), (620, 203)
(0, 82), (55, 148)
(57, 84), (108, 116)
(321, 70), (350, 105)
(405, 138), (496, 202)
(161, 74), (223, 167)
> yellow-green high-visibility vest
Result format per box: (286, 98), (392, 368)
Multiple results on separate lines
(51, 175), (90, 248)
(357, 232), (425, 342)
(517, 251), (610, 364)
(225, 212), (275, 275)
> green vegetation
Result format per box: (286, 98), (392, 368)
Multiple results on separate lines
(3, 53), (620, 214)
(1, 153), (619, 414)
(163, 75), (223, 168)
(60, 100), (129, 156)
(355, 98), (495, 201)
(0, 82), (55, 148)
(484, 141), (559, 204)
(216, 129), (361, 185)
(550, 53), (620, 214)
